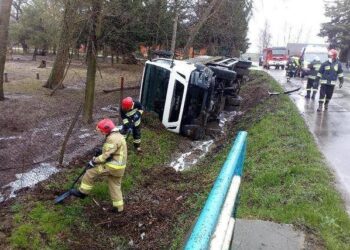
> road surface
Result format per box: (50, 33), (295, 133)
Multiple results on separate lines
(267, 68), (350, 213)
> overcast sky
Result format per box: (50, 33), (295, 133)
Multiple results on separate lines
(247, 0), (330, 53)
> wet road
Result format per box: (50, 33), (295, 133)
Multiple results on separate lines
(267, 69), (350, 212)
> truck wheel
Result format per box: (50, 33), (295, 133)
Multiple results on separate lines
(282, 66), (285, 70)
(224, 105), (239, 112)
(276, 66), (279, 70)
(226, 96), (241, 106)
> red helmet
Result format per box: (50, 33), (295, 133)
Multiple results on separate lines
(121, 97), (133, 111)
(96, 119), (115, 134)
(328, 49), (338, 59)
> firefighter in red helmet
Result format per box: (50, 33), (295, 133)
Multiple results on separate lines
(120, 97), (144, 153)
(71, 118), (127, 213)
(316, 49), (344, 112)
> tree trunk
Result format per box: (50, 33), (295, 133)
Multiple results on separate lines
(32, 48), (38, 61)
(170, 0), (179, 55)
(0, 0), (13, 101)
(82, 1), (101, 124)
(44, 0), (78, 89)
(102, 45), (108, 62)
(183, 0), (223, 58)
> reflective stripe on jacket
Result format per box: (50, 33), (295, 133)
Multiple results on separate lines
(95, 128), (127, 168)
(120, 101), (143, 128)
(317, 60), (344, 85)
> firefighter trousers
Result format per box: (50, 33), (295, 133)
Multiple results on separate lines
(319, 84), (335, 104)
(79, 164), (125, 209)
(132, 126), (141, 149)
(306, 79), (319, 97)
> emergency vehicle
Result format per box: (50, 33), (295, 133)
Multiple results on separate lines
(262, 47), (288, 70)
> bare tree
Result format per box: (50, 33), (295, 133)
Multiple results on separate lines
(83, 0), (102, 123)
(170, 0), (179, 54)
(258, 20), (272, 53)
(183, 0), (224, 57)
(44, 0), (79, 89)
(0, 0), (13, 101)
(295, 25), (304, 43)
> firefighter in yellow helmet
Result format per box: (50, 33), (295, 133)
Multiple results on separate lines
(71, 118), (127, 213)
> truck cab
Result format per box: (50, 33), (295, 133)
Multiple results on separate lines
(140, 57), (251, 139)
(300, 45), (328, 77)
(263, 47), (288, 70)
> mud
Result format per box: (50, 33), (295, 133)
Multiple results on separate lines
(0, 71), (274, 249)
(0, 56), (143, 200)
(83, 167), (192, 250)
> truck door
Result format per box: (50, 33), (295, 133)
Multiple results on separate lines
(162, 73), (187, 133)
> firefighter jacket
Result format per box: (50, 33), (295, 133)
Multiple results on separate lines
(316, 60), (344, 85)
(307, 61), (321, 80)
(94, 128), (127, 170)
(120, 101), (144, 128)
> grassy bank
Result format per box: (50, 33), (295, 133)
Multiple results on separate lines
(4, 71), (350, 249)
(7, 126), (183, 249)
(170, 71), (350, 249)
(238, 72), (350, 249)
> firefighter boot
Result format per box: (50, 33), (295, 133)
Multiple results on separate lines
(305, 90), (311, 99)
(134, 143), (142, 153)
(317, 103), (323, 112)
(109, 206), (124, 213)
(70, 189), (86, 199)
(324, 101), (329, 110)
(311, 91), (317, 100)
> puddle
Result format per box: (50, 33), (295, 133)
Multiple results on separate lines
(170, 140), (214, 171)
(7, 93), (33, 99)
(101, 105), (119, 113)
(1, 163), (59, 200)
(219, 111), (241, 128)
(78, 133), (92, 139)
(0, 136), (22, 141)
(169, 111), (239, 171)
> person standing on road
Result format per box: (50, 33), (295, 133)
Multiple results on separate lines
(316, 49), (344, 112)
(120, 97), (144, 153)
(305, 57), (322, 99)
(71, 119), (127, 213)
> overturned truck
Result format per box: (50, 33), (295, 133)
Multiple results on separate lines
(139, 57), (251, 139)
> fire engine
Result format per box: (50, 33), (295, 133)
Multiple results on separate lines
(262, 47), (288, 70)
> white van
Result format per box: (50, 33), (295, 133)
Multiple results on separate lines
(300, 45), (328, 77)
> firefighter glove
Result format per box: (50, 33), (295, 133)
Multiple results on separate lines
(93, 148), (102, 157)
(87, 160), (95, 169)
(119, 125), (129, 135)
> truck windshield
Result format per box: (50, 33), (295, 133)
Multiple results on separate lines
(272, 49), (287, 55)
(141, 64), (170, 120)
(304, 53), (328, 62)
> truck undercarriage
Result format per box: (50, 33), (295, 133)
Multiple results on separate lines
(140, 56), (251, 139)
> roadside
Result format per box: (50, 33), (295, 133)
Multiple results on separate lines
(0, 70), (269, 249)
(236, 71), (350, 249)
(1, 71), (349, 249)
(0, 56), (142, 201)
(344, 71), (350, 81)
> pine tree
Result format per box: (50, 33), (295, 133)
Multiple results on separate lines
(320, 0), (350, 61)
